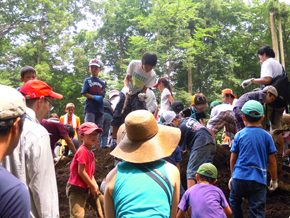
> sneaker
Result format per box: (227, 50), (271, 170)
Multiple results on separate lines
(105, 144), (111, 148)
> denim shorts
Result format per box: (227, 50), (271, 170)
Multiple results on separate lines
(187, 143), (216, 180)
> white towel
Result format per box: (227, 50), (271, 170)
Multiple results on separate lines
(64, 113), (77, 128)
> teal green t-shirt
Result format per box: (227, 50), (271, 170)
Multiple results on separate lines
(112, 159), (173, 218)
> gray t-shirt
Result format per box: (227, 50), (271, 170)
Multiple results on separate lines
(234, 91), (266, 108)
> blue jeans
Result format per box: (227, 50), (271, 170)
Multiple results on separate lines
(99, 112), (113, 149)
(229, 179), (266, 218)
(187, 143), (216, 180)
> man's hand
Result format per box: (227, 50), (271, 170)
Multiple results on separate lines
(138, 93), (147, 101)
(93, 95), (103, 102)
(268, 179), (278, 191)
(228, 177), (232, 190)
(241, 78), (254, 89)
(90, 184), (100, 198)
(122, 87), (130, 95)
(284, 149), (290, 156)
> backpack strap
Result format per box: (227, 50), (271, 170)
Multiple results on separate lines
(130, 163), (172, 205)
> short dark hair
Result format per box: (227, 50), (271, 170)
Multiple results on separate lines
(198, 173), (216, 184)
(48, 113), (59, 119)
(141, 52), (157, 67)
(242, 112), (262, 123)
(25, 98), (38, 108)
(65, 124), (75, 138)
(257, 45), (275, 58)
(0, 114), (26, 135)
(20, 66), (36, 78)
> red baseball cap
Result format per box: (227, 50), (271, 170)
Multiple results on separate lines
(78, 122), (103, 135)
(20, 80), (63, 99)
(153, 77), (167, 88)
(221, 88), (236, 98)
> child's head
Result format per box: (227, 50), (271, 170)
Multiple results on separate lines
(88, 59), (102, 77)
(78, 122), (103, 147)
(208, 101), (221, 115)
(48, 113), (59, 119)
(263, 86), (277, 104)
(20, 66), (36, 82)
(171, 101), (184, 114)
(162, 111), (181, 127)
(196, 163), (218, 184)
(192, 93), (208, 112)
(65, 124), (75, 139)
(242, 100), (264, 124)
(141, 52), (157, 72)
(153, 77), (172, 94)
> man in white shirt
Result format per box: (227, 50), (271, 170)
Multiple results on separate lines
(2, 80), (63, 218)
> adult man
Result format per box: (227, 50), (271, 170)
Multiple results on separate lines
(221, 88), (237, 107)
(2, 80), (62, 218)
(60, 103), (80, 137)
(0, 85), (30, 218)
(241, 45), (285, 130)
(165, 112), (216, 189)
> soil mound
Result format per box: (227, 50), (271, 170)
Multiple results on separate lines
(56, 145), (290, 218)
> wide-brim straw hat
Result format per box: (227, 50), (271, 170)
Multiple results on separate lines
(111, 110), (181, 163)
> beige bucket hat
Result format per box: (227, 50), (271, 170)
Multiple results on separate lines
(111, 110), (181, 163)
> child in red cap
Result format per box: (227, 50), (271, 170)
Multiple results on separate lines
(67, 122), (103, 217)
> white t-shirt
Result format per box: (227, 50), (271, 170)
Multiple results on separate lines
(260, 58), (283, 79)
(126, 60), (156, 94)
(210, 104), (233, 118)
(160, 88), (171, 114)
(146, 88), (157, 113)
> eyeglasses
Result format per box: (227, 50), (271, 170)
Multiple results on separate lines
(45, 97), (54, 111)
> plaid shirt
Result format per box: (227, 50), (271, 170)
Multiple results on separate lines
(2, 107), (59, 218)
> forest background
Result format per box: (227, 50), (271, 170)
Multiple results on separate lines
(1, 0), (290, 121)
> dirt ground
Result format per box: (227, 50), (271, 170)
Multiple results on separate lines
(56, 145), (290, 218)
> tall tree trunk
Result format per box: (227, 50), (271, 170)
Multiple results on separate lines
(37, 17), (44, 65)
(120, 34), (123, 77)
(168, 56), (171, 81)
(278, 0), (285, 68)
(270, 12), (279, 62)
(188, 68), (192, 95)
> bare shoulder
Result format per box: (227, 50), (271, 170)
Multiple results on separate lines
(165, 162), (180, 186)
(105, 166), (118, 195)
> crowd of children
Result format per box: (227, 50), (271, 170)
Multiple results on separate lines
(0, 46), (287, 218)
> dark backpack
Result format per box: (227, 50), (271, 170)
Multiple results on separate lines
(267, 67), (290, 108)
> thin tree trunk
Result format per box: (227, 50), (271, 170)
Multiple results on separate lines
(270, 12), (279, 62)
(120, 34), (123, 77)
(188, 68), (192, 95)
(278, 0), (285, 68)
(168, 56), (171, 81)
(37, 17), (44, 65)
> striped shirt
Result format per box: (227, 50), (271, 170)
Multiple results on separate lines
(2, 107), (59, 218)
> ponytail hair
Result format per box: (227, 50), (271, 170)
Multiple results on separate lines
(158, 77), (173, 96)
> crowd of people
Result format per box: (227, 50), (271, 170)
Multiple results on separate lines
(0, 45), (288, 218)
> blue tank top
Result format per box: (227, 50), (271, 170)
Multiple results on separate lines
(112, 159), (173, 218)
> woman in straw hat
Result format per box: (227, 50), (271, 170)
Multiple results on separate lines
(104, 110), (181, 218)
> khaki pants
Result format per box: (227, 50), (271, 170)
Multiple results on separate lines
(66, 182), (104, 218)
(261, 104), (284, 131)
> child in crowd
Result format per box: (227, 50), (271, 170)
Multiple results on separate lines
(17, 66), (36, 90)
(177, 163), (232, 218)
(60, 103), (80, 138)
(229, 100), (278, 217)
(154, 77), (174, 115)
(66, 122), (103, 218)
(81, 59), (106, 128)
(233, 86), (277, 131)
(110, 52), (157, 146)
(180, 93), (208, 126)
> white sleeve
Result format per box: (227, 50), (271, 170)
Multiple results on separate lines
(210, 106), (218, 118)
(26, 131), (59, 218)
(163, 88), (171, 96)
(260, 61), (273, 78)
(126, 61), (134, 76)
(144, 71), (156, 88)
